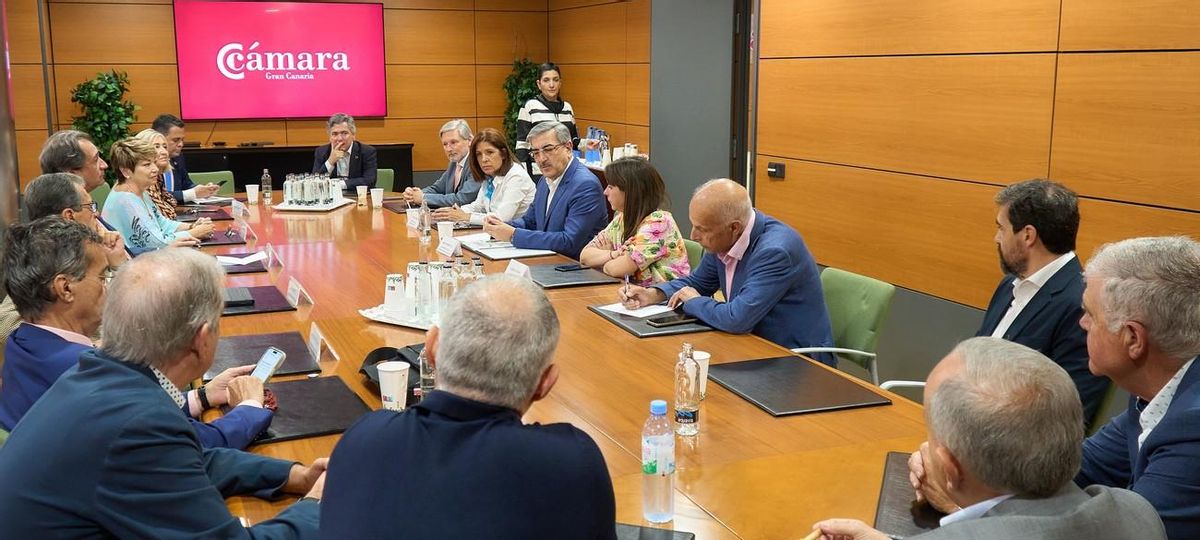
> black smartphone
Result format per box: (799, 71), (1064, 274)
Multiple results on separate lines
(554, 263), (586, 272)
(646, 311), (698, 328)
(217, 180), (229, 186)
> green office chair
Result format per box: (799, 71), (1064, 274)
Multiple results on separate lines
(0, 427), (8, 448)
(191, 170), (236, 195)
(376, 168), (395, 192)
(683, 239), (704, 270)
(792, 267), (896, 385)
(90, 181), (112, 211)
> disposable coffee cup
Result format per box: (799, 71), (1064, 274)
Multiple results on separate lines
(377, 361), (410, 411)
(694, 351), (711, 399)
(356, 185), (369, 206)
(370, 188), (384, 208)
(245, 184), (259, 205)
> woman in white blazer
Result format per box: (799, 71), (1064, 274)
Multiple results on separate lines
(432, 128), (535, 226)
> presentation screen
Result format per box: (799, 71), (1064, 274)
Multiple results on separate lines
(173, 0), (386, 120)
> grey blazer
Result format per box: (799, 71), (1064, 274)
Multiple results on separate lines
(421, 160), (480, 209)
(913, 484), (1165, 540)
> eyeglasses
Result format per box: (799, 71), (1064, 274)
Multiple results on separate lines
(75, 201), (98, 213)
(529, 143), (566, 158)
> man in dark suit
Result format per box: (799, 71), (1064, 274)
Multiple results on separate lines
(152, 113), (221, 203)
(321, 275), (617, 539)
(817, 338), (1165, 540)
(978, 179), (1108, 427)
(401, 118), (481, 208)
(483, 121), (607, 259)
(1073, 236), (1200, 540)
(312, 113), (377, 190)
(619, 179), (835, 363)
(0, 248), (325, 538)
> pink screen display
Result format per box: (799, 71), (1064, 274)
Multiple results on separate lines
(174, 0), (386, 120)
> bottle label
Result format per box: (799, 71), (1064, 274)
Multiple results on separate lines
(675, 408), (699, 425)
(641, 436), (657, 474)
(642, 435), (675, 475)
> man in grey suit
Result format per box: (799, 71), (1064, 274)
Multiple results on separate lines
(401, 118), (481, 208)
(810, 337), (1164, 540)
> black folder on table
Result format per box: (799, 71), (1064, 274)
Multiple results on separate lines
(381, 201), (482, 230)
(219, 254), (268, 275)
(706, 356), (891, 416)
(176, 208), (234, 222)
(223, 287), (255, 308)
(615, 523), (695, 540)
(204, 331), (321, 381)
(221, 286), (296, 316)
(200, 229), (247, 247)
(874, 452), (943, 537)
(587, 304), (713, 338)
(241, 376), (370, 445)
(529, 264), (620, 289)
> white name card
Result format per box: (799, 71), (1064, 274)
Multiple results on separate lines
(265, 243), (284, 268)
(505, 259), (530, 278)
(231, 199), (249, 218)
(307, 321), (338, 362)
(406, 208), (420, 229)
(436, 237), (462, 259)
(286, 276), (314, 308)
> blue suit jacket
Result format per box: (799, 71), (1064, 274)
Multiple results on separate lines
(1077, 359), (1200, 540)
(654, 211), (835, 364)
(977, 257), (1110, 427)
(509, 159), (607, 259)
(312, 141), (378, 190)
(0, 349), (318, 538)
(321, 391), (617, 540)
(0, 324), (272, 449)
(169, 153), (197, 203)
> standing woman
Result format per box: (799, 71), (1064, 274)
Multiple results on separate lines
(101, 138), (211, 255)
(515, 63), (580, 176)
(579, 157), (690, 285)
(432, 128), (536, 225)
(133, 129), (178, 220)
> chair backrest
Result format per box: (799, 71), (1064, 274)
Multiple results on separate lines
(821, 267), (896, 370)
(376, 168), (395, 192)
(683, 239), (704, 270)
(191, 171), (236, 195)
(90, 181), (111, 211)
(0, 426), (7, 448)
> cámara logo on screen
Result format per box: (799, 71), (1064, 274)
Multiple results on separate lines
(216, 41), (350, 81)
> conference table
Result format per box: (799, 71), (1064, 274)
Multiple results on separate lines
(207, 195), (927, 539)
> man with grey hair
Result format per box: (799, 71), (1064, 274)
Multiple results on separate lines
(321, 275), (617, 539)
(38, 130), (108, 191)
(620, 179), (834, 362)
(402, 118), (481, 208)
(151, 113), (221, 203)
(483, 120), (607, 259)
(0, 248), (324, 537)
(978, 178), (1107, 428)
(1072, 236), (1200, 540)
(312, 112), (378, 190)
(814, 337), (1164, 539)
(24, 172), (127, 268)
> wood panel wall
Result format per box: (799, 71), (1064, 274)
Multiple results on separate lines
(755, 0), (1200, 308)
(547, 0), (650, 152)
(7, 0), (650, 184)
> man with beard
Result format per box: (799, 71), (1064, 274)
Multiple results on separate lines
(977, 179), (1109, 428)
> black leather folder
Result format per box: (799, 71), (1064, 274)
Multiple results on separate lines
(200, 229), (247, 247)
(175, 208), (234, 222)
(873, 451), (943, 537)
(219, 252), (268, 275)
(706, 356), (891, 416)
(204, 331), (321, 381)
(381, 201), (482, 229)
(245, 376), (370, 445)
(221, 286), (296, 316)
(615, 523), (695, 540)
(587, 304), (713, 338)
(529, 264), (620, 289)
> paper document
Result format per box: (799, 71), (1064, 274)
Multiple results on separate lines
(196, 196), (234, 204)
(595, 302), (674, 318)
(216, 252), (268, 266)
(457, 232), (492, 244)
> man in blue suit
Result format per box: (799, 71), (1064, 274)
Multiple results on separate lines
(1073, 236), (1200, 540)
(311, 113), (378, 191)
(619, 179), (834, 364)
(483, 121), (606, 259)
(153, 114), (221, 203)
(0, 248), (325, 538)
(321, 275), (616, 539)
(978, 179), (1109, 427)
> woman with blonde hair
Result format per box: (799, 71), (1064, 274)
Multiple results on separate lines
(133, 128), (178, 219)
(100, 137), (212, 254)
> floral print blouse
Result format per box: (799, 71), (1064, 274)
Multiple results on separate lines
(597, 210), (690, 286)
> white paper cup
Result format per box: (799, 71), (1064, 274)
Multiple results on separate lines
(370, 187), (384, 208)
(437, 221), (454, 241)
(405, 208), (419, 228)
(245, 184), (259, 205)
(694, 351), (711, 399)
(356, 185), (369, 197)
(377, 361), (410, 411)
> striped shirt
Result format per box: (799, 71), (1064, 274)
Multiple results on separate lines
(515, 95), (580, 175)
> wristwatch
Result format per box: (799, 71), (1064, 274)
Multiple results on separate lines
(197, 385), (212, 409)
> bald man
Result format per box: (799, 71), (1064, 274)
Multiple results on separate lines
(619, 179), (834, 364)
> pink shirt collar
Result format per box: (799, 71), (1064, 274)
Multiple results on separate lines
(28, 322), (94, 347)
(718, 211), (756, 263)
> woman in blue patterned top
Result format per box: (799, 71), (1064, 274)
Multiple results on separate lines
(100, 138), (212, 255)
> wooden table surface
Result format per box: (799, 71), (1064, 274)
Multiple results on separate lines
(208, 196), (927, 540)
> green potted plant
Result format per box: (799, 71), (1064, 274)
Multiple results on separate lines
(503, 58), (540, 146)
(70, 70), (139, 183)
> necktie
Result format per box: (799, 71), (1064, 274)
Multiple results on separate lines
(452, 162), (463, 191)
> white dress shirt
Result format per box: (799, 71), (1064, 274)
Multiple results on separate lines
(939, 494), (1014, 527)
(325, 143), (354, 190)
(1138, 358), (1196, 449)
(990, 252), (1077, 338)
(544, 171), (564, 214)
(461, 165), (536, 224)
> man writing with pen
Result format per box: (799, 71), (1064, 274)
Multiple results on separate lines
(618, 179), (837, 366)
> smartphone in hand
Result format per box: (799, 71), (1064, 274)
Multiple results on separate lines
(250, 347), (287, 382)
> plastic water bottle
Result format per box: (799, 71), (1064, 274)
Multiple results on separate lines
(419, 200), (432, 245)
(418, 348), (435, 399)
(642, 399), (675, 523)
(260, 169), (273, 206)
(415, 262), (433, 322)
(674, 342), (700, 436)
(471, 258), (485, 282)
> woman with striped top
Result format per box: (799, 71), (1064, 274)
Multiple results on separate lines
(515, 63), (580, 176)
